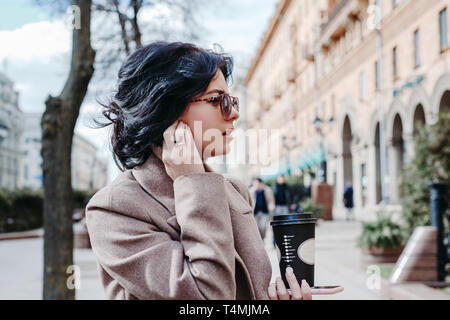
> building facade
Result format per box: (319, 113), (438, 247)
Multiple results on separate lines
(21, 112), (43, 189)
(21, 111), (108, 192)
(0, 72), (23, 190)
(245, 0), (450, 219)
(71, 134), (108, 192)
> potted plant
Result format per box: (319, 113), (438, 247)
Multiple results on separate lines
(299, 198), (323, 220)
(357, 213), (407, 263)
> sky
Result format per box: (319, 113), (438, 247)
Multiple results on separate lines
(0, 0), (279, 181)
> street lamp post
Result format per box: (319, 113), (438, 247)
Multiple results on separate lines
(0, 123), (9, 144)
(281, 135), (295, 176)
(373, 0), (389, 204)
(428, 182), (449, 281)
(313, 111), (334, 183)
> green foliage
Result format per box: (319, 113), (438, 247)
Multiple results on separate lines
(357, 214), (407, 249)
(264, 177), (277, 187)
(0, 192), (11, 233)
(285, 175), (304, 186)
(0, 188), (43, 233)
(401, 112), (450, 239)
(299, 198), (324, 219)
(286, 175), (307, 203)
(73, 189), (92, 209)
(0, 188), (94, 233)
(264, 175), (307, 204)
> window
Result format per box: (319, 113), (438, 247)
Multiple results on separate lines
(393, 46), (398, 79)
(392, 0), (397, 10)
(331, 94), (336, 117)
(359, 20), (364, 41)
(361, 163), (368, 207)
(375, 60), (381, 90)
(440, 8), (448, 52)
(414, 29), (421, 68)
(360, 71), (366, 100)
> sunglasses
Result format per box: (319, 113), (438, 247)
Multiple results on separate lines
(190, 93), (239, 120)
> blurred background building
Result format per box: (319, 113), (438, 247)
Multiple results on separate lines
(245, 0), (450, 219)
(0, 71), (23, 190)
(0, 71), (108, 192)
(71, 134), (108, 192)
(21, 112), (43, 189)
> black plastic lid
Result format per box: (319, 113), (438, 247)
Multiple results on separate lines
(270, 212), (316, 226)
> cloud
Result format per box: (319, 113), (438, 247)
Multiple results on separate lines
(1, 0), (278, 182)
(0, 20), (70, 62)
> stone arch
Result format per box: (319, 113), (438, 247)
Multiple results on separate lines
(337, 95), (358, 155)
(438, 90), (450, 113)
(342, 115), (353, 190)
(412, 104), (426, 136)
(386, 99), (407, 142)
(390, 113), (405, 203)
(431, 72), (450, 121)
(407, 86), (431, 131)
(368, 108), (385, 147)
(373, 121), (382, 204)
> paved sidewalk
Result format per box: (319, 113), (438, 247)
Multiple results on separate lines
(0, 238), (105, 300)
(263, 219), (389, 300)
(1, 219), (387, 300)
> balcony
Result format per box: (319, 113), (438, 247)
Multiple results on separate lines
(320, 0), (360, 44)
(302, 43), (315, 62)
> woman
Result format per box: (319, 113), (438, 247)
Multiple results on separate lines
(86, 41), (312, 300)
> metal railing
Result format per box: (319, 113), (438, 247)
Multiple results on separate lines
(321, 0), (351, 34)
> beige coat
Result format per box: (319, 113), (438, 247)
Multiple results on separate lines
(85, 144), (272, 300)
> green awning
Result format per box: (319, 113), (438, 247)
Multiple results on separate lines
(296, 147), (326, 170)
(260, 160), (290, 181)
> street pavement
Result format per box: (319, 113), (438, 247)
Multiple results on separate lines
(0, 220), (388, 300)
(0, 238), (105, 300)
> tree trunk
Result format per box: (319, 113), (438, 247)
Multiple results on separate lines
(113, 0), (130, 55)
(42, 0), (95, 300)
(131, 0), (142, 48)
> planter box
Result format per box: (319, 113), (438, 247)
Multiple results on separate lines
(361, 245), (404, 264)
(73, 220), (91, 249)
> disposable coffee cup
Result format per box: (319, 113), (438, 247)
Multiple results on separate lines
(271, 212), (316, 288)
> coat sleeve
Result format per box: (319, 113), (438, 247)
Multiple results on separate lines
(248, 186), (255, 211)
(85, 172), (236, 300)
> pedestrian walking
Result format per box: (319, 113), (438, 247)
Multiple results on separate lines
(343, 182), (354, 221)
(249, 178), (275, 241)
(274, 175), (291, 215)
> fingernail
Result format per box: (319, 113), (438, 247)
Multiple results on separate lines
(301, 280), (307, 288)
(286, 267), (294, 277)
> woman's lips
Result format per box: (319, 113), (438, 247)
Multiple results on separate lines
(224, 134), (233, 140)
(223, 128), (234, 135)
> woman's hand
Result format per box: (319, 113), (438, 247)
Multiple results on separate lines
(162, 120), (205, 181)
(268, 267), (312, 300)
(268, 267), (344, 300)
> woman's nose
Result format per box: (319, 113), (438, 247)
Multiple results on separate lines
(229, 105), (239, 121)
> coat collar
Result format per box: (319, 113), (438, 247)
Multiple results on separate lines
(131, 144), (252, 218)
(131, 144), (260, 300)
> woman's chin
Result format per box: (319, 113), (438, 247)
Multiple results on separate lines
(205, 143), (231, 158)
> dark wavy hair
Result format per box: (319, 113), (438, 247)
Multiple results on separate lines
(96, 41), (233, 171)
